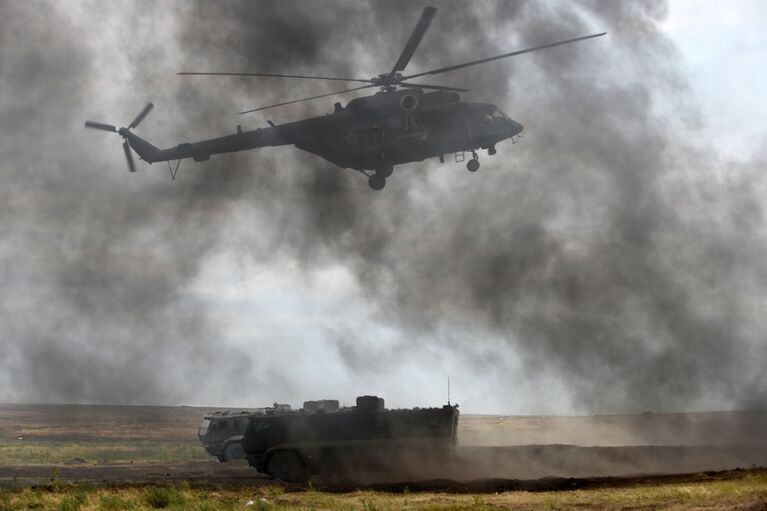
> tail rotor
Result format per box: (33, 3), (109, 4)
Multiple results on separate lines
(85, 102), (153, 173)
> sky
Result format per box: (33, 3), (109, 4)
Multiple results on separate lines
(663, 0), (767, 158)
(1, 0), (765, 415)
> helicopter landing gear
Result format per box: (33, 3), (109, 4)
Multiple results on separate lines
(467, 151), (480, 172)
(488, 145), (497, 156)
(369, 174), (386, 190)
(375, 164), (393, 178)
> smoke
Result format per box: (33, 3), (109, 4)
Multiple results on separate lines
(1, 0), (765, 413)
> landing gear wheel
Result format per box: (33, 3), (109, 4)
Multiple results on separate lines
(368, 174), (386, 190)
(466, 159), (480, 172)
(488, 145), (497, 156)
(376, 164), (393, 178)
(223, 442), (245, 462)
(267, 451), (309, 483)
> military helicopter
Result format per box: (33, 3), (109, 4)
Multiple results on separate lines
(85, 7), (605, 190)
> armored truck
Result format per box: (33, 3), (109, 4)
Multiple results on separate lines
(198, 404), (292, 462)
(242, 395), (459, 482)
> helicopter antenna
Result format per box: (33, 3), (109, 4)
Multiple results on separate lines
(448, 375), (451, 406)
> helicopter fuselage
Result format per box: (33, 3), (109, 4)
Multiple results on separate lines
(124, 88), (523, 179)
(287, 88), (523, 172)
(88, 5), (602, 190)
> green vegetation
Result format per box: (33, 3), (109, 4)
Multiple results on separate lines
(0, 471), (764, 510)
(144, 486), (185, 508)
(0, 440), (207, 464)
(57, 490), (86, 511)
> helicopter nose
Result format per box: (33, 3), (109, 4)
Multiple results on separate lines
(508, 120), (523, 137)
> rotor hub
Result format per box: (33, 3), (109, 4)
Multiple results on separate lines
(371, 72), (404, 90)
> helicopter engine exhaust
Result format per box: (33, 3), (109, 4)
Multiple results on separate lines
(400, 94), (419, 111)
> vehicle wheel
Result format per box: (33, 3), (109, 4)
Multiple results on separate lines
(267, 451), (309, 483)
(320, 453), (347, 484)
(368, 174), (386, 190)
(466, 159), (480, 172)
(223, 441), (245, 462)
(375, 164), (393, 178)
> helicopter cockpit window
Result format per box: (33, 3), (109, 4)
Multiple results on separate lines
(492, 110), (508, 121)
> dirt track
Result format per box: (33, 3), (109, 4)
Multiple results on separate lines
(2, 460), (766, 495)
(3, 443), (767, 490)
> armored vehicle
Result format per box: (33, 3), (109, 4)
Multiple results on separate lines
(242, 395), (459, 482)
(198, 404), (292, 462)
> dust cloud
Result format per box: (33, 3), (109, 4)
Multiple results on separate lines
(0, 1), (765, 413)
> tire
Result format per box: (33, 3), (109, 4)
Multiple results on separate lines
(368, 174), (386, 190)
(375, 164), (393, 178)
(266, 451), (309, 483)
(320, 453), (347, 484)
(223, 441), (245, 462)
(466, 159), (480, 172)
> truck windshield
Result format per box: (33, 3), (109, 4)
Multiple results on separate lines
(252, 420), (271, 432)
(198, 419), (211, 436)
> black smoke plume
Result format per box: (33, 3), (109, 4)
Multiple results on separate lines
(1, 0), (764, 412)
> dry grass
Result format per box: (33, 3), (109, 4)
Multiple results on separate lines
(0, 404), (209, 442)
(4, 404), (766, 447)
(0, 439), (208, 464)
(0, 471), (765, 511)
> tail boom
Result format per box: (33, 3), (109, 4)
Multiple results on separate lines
(123, 125), (292, 164)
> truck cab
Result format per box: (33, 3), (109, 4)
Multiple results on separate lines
(198, 404), (292, 462)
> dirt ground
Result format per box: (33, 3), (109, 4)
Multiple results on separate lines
(2, 460), (766, 493)
(0, 403), (213, 441)
(1, 403), (765, 490)
(2, 403), (765, 446)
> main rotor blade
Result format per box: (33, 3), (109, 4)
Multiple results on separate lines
(84, 121), (117, 132)
(123, 140), (137, 173)
(390, 6), (437, 77)
(403, 32), (607, 81)
(179, 71), (373, 84)
(238, 84), (376, 114)
(399, 82), (469, 92)
(129, 102), (154, 129)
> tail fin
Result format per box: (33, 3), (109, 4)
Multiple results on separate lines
(121, 130), (162, 163)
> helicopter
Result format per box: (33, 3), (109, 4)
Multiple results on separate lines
(85, 6), (605, 190)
